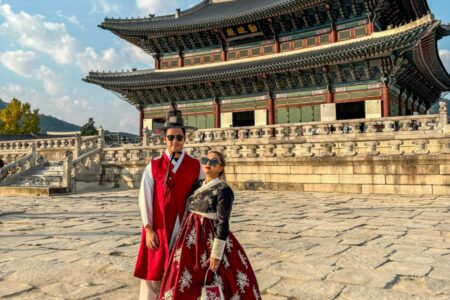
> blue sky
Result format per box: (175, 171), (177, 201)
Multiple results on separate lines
(0, 0), (449, 135)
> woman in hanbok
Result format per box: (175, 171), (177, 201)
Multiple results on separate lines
(160, 151), (261, 300)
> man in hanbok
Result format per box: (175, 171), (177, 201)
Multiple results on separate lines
(134, 102), (204, 300)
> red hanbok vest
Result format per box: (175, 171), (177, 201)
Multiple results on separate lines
(134, 153), (200, 280)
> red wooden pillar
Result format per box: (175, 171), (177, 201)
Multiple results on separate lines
(274, 39), (280, 53)
(330, 29), (337, 43)
(382, 82), (390, 117)
(367, 21), (374, 35)
(268, 93), (275, 125)
(178, 52), (184, 67)
(398, 92), (403, 116)
(214, 97), (221, 128)
(326, 88), (334, 104)
(139, 108), (144, 137)
(221, 48), (227, 62)
(155, 55), (161, 70)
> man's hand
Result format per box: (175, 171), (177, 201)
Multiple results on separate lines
(209, 257), (221, 272)
(145, 226), (159, 251)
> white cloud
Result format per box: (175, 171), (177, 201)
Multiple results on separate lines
(0, 83), (23, 96)
(57, 10), (84, 30)
(76, 47), (122, 72)
(439, 49), (450, 73)
(0, 50), (36, 77)
(117, 40), (154, 68)
(91, 0), (122, 15)
(34, 65), (62, 96)
(0, 83), (139, 134)
(135, 0), (181, 14)
(0, 4), (77, 64)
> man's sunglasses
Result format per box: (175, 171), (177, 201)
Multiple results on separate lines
(201, 157), (221, 167)
(166, 134), (184, 142)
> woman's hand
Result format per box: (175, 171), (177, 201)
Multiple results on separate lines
(145, 226), (159, 251)
(209, 257), (221, 272)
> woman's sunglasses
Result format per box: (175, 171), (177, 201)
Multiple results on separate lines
(201, 157), (221, 167)
(166, 134), (184, 142)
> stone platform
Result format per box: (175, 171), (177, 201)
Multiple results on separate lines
(1, 190), (450, 299)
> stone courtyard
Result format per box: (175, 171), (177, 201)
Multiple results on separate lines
(1, 190), (450, 300)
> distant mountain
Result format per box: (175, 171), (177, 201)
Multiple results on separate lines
(0, 99), (7, 110)
(0, 99), (81, 133)
(39, 114), (81, 133)
(0, 99), (138, 136)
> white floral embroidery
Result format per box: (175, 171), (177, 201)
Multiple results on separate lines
(206, 290), (221, 300)
(222, 254), (230, 269)
(230, 293), (240, 300)
(212, 273), (224, 291)
(236, 271), (249, 293)
(200, 251), (208, 269)
(253, 286), (260, 300)
(178, 268), (192, 293)
(238, 250), (248, 269)
(207, 232), (214, 250)
(163, 287), (174, 300)
(173, 247), (182, 265)
(225, 236), (233, 253)
(230, 293), (241, 300)
(186, 227), (196, 249)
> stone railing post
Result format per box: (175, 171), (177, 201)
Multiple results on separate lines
(342, 142), (357, 156)
(31, 142), (37, 167)
(246, 144), (258, 158)
(213, 130), (224, 141)
(142, 129), (149, 147)
(98, 127), (105, 150)
(300, 143), (315, 157)
(320, 143), (336, 157)
(439, 102), (448, 132)
(413, 139), (430, 155)
(226, 129), (236, 141)
(282, 144), (295, 157)
(365, 141), (380, 156)
(74, 135), (81, 159)
(438, 138), (450, 154)
(388, 140), (404, 155)
(62, 152), (73, 189)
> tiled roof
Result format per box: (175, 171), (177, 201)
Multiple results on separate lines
(85, 19), (445, 89)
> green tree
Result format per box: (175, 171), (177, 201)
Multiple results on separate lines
(0, 98), (40, 134)
(80, 117), (98, 136)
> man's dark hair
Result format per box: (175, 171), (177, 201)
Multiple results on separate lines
(164, 128), (186, 136)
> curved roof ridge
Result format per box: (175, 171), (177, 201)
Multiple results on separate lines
(99, 0), (304, 32)
(84, 18), (436, 87)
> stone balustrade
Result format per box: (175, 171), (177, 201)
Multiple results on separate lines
(1, 103), (449, 195)
(140, 113), (446, 148)
(0, 145), (37, 184)
(0, 137), (75, 154)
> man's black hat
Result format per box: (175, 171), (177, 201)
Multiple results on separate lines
(162, 101), (197, 131)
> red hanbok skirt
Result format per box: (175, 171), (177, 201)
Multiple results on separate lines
(159, 212), (261, 300)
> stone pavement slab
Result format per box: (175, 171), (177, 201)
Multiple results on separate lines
(1, 190), (450, 299)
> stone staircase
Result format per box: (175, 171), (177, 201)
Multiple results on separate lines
(7, 162), (64, 187)
(0, 162), (69, 196)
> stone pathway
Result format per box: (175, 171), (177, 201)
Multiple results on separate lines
(1, 190), (450, 299)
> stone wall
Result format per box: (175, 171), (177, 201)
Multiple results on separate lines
(1, 105), (449, 195)
(102, 110), (450, 195)
(225, 155), (450, 195)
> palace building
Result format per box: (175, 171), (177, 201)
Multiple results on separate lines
(83, 0), (450, 135)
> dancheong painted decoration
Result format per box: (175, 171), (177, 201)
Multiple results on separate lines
(83, 0), (450, 135)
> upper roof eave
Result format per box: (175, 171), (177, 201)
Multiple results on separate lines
(98, 0), (325, 37)
(85, 17), (445, 90)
